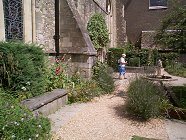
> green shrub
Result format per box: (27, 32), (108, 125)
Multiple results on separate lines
(159, 52), (179, 67)
(128, 57), (140, 67)
(68, 80), (103, 103)
(171, 86), (186, 109)
(0, 90), (51, 140)
(46, 59), (74, 91)
(165, 62), (186, 78)
(93, 62), (114, 93)
(131, 135), (159, 140)
(125, 78), (164, 120)
(87, 13), (109, 49)
(0, 41), (48, 99)
(107, 48), (126, 71)
(107, 47), (159, 70)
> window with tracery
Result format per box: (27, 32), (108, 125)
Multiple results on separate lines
(3, 0), (23, 40)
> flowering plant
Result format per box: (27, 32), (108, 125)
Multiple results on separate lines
(46, 56), (74, 91)
(0, 90), (51, 139)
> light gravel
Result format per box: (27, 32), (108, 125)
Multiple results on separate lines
(51, 73), (169, 140)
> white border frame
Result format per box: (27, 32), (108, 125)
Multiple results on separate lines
(149, 0), (168, 10)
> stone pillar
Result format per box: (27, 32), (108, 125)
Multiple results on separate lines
(0, 0), (5, 41)
(23, 0), (33, 42)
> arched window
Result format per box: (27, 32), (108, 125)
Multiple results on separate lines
(3, 0), (23, 40)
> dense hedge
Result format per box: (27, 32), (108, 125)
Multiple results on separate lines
(0, 41), (48, 99)
(107, 47), (179, 71)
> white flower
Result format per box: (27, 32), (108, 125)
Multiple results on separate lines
(14, 122), (18, 125)
(11, 106), (14, 108)
(67, 57), (71, 62)
(2, 127), (4, 130)
(38, 125), (42, 128)
(26, 82), (31, 85)
(21, 118), (24, 121)
(35, 134), (39, 138)
(11, 135), (15, 138)
(28, 138), (32, 140)
(21, 86), (27, 91)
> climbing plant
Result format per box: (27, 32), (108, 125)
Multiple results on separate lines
(87, 13), (109, 49)
(155, 1), (186, 50)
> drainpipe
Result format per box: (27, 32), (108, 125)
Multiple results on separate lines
(54, 0), (60, 57)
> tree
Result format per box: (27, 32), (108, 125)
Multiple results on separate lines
(155, 1), (186, 50)
(87, 13), (109, 49)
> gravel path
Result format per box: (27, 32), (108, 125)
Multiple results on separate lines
(51, 73), (169, 140)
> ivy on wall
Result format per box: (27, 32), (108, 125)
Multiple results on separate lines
(87, 13), (109, 49)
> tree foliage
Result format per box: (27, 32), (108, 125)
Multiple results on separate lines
(155, 1), (186, 50)
(87, 13), (109, 49)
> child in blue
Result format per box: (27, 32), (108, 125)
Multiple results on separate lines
(118, 54), (127, 80)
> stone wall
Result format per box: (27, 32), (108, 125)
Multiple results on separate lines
(35, 0), (55, 53)
(73, 0), (121, 48)
(141, 31), (157, 48)
(74, 0), (107, 27)
(0, 0), (5, 41)
(59, 0), (97, 78)
(116, 0), (127, 46)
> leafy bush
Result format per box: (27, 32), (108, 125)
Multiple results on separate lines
(87, 13), (109, 49)
(158, 52), (179, 67)
(107, 47), (159, 70)
(68, 80), (103, 103)
(45, 58), (104, 103)
(165, 62), (186, 78)
(0, 41), (48, 99)
(93, 62), (114, 93)
(171, 86), (186, 109)
(128, 57), (140, 67)
(125, 78), (165, 120)
(107, 48), (126, 71)
(0, 90), (51, 140)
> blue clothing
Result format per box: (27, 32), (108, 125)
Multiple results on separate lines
(119, 64), (126, 75)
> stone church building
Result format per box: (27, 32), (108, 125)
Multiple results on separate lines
(0, 0), (127, 78)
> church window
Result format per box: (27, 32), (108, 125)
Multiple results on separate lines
(3, 0), (23, 40)
(149, 0), (167, 9)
